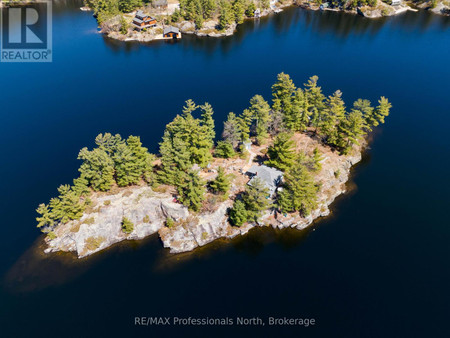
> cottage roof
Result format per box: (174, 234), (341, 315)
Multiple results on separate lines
(164, 26), (180, 35)
(136, 10), (145, 18)
(247, 165), (283, 196)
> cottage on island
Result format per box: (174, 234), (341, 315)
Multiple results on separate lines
(163, 26), (180, 39)
(132, 10), (157, 31)
(246, 165), (283, 197)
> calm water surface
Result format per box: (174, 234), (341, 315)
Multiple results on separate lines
(0, 1), (449, 337)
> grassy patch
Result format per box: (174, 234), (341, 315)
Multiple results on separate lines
(70, 222), (81, 232)
(84, 217), (96, 225)
(84, 236), (106, 251)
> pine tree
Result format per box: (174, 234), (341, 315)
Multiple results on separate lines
(285, 88), (311, 132)
(214, 140), (235, 158)
(210, 167), (230, 195)
(321, 90), (347, 146)
(201, 0), (216, 19)
(232, 0), (245, 24)
(36, 203), (54, 230)
(121, 217), (134, 234)
(266, 132), (296, 171)
(237, 109), (253, 142)
(78, 147), (115, 191)
(72, 176), (90, 197)
(277, 162), (319, 216)
(118, 0), (142, 13)
(48, 185), (86, 224)
(158, 130), (191, 184)
(304, 76), (326, 132)
(95, 133), (124, 156)
(218, 0), (233, 30)
(242, 177), (270, 222)
(337, 110), (366, 154)
(373, 96), (392, 126)
(311, 147), (323, 172)
(200, 102), (215, 148)
(177, 170), (206, 211)
(272, 72), (296, 114)
(127, 136), (155, 184)
(352, 99), (374, 131)
(113, 142), (141, 187)
(222, 112), (241, 147)
(119, 15), (129, 34)
(247, 95), (270, 144)
(229, 199), (247, 226)
(182, 99), (198, 117)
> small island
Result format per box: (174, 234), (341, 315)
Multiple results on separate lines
(80, 0), (449, 42)
(37, 73), (391, 258)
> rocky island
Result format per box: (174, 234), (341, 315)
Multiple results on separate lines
(37, 73), (391, 258)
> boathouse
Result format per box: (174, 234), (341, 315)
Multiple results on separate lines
(132, 10), (157, 31)
(163, 26), (180, 39)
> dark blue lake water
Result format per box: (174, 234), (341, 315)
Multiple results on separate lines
(0, 1), (449, 337)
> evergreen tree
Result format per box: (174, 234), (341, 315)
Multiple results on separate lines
(118, 0), (142, 13)
(209, 167), (230, 195)
(222, 112), (241, 147)
(200, 102), (216, 148)
(119, 15), (129, 34)
(229, 199), (247, 226)
(177, 170), (206, 211)
(127, 136), (155, 184)
(237, 108), (253, 142)
(218, 0), (233, 30)
(311, 147), (323, 172)
(95, 133), (124, 155)
(337, 110), (366, 154)
(233, 0), (245, 24)
(304, 76), (326, 132)
(321, 90), (347, 146)
(247, 95), (270, 144)
(266, 132), (296, 171)
(201, 0), (216, 18)
(72, 176), (90, 197)
(121, 217), (134, 234)
(277, 161), (319, 216)
(242, 177), (270, 222)
(78, 147), (115, 191)
(158, 130), (191, 184)
(352, 99), (374, 131)
(373, 96), (392, 126)
(113, 142), (140, 187)
(49, 185), (86, 224)
(272, 72), (296, 114)
(36, 203), (54, 230)
(285, 88), (311, 132)
(245, 2), (256, 16)
(214, 140), (235, 158)
(182, 99), (198, 116)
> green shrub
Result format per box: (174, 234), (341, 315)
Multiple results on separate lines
(166, 217), (175, 228)
(121, 217), (134, 234)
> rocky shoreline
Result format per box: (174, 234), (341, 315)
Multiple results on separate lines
(45, 133), (363, 258)
(97, 0), (449, 43)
